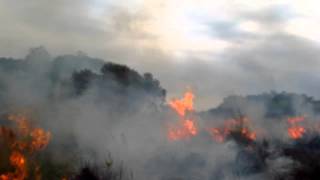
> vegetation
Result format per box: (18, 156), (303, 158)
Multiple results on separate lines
(1, 47), (320, 179)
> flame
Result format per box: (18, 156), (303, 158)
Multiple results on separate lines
(167, 90), (198, 141)
(183, 119), (197, 136)
(287, 116), (306, 139)
(169, 90), (194, 117)
(30, 128), (51, 151)
(9, 151), (27, 180)
(208, 117), (257, 143)
(166, 90), (317, 145)
(0, 113), (51, 180)
(168, 119), (198, 141)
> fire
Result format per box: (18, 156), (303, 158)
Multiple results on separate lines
(287, 116), (306, 139)
(168, 119), (198, 141)
(167, 90), (198, 141)
(167, 90), (258, 142)
(0, 113), (51, 180)
(168, 90), (194, 117)
(31, 128), (51, 151)
(208, 117), (257, 143)
(166, 90), (317, 145)
(183, 119), (197, 136)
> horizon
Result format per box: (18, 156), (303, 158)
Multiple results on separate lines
(1, 0), (320, 109)
(1, 1), (320, 179)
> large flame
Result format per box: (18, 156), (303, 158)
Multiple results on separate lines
(208, 117), (257, 143)
(167, 90), (198, 141)
(168, 90), (194, 117)
(167, 90), (258, 143)
(0, 113), (51, 180)
(287, 116), (306, 140)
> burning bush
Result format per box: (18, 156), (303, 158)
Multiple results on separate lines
(2, 50), (320, 179)
(167, 90), (198, 141)
(0, 113), (51, 180)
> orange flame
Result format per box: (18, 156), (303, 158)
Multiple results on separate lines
(31, 128), (51, 151)
(167, 90), (198, 141)
(168, 119), (198, 141)
(166, 90), (316, 144)
(0, 113), (51, 180)
(287, 116), (306, 139)
(208, 117), (257, 143)
(169, 90), (194, 117)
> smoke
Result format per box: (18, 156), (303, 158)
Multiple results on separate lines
(1, 47), (320, 179)
(0, 47), (170, 179)
(1, 1), (320, 179)
(2, 0), (320, 112)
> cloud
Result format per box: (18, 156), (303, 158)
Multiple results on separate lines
(158, 33), (320, 110)
(207, 20), (258, 42)
(1, 0), (320, 110)
(240, 4), (294, 25)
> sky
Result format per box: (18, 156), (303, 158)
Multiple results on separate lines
(1, 0), (320, 110)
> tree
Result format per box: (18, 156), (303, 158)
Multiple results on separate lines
(72, 69), (95, 95)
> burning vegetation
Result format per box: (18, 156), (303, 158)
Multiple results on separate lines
(165, 90), (320, 179)
(167, 91), (313, 144)
(1, 49), (320, 179)
(167, 90), (198, 141)
(207, 117), (257, 143)
(0, 113), (51, 180)
(287, 116), (306, 140)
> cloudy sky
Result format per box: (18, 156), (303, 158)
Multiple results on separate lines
(1, 0), (320, 109)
